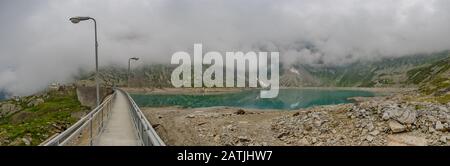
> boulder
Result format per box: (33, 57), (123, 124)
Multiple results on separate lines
(369, 130), (380, 136)
(397, 110), (417, 124)
(435, 121), (444, 131)
(238, 136), (251, 142)
(439, 136), (448, 143)
(298, 138), (310, 145)
(429, 127), (436, 133)
(366, 122), (375, 131)
(389, 121), (406, 133)
(27, 98), (44, 107)
(277, 132), (290, 139)
(387, 134), (427, 146)
(22, 138), (31, 146)
(185, 114), (195, 118)
(235, 109), (246, 115)
(0, 103), (22, 117)
(382, 112), (390, 120)
(382, 106), (416, 124)
(310, 137), (318, 144)
(313, 120), (322, 127)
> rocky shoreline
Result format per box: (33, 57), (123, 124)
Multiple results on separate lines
(143, 91), (450, 146)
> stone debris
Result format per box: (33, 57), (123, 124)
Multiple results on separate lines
(269, 93), (450, 146)
(144, 91), (450, 146)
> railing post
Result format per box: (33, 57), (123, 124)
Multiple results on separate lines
(89, 115), (93, 146)
(101, 105), (104, 129)
(109, 99), (112, 117)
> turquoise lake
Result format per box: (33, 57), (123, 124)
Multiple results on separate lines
(130, 89), (375, 110)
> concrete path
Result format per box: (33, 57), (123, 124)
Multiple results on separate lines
(96, 91), (140, 146)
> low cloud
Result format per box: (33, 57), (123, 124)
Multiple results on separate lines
(1, 0), (450, 95)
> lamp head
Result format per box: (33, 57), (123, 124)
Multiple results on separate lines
(131, 57), (139, 61)
(69, 16), (90, 24)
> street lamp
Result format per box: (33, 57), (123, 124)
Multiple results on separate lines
(69, 16), (100, 107)
(128, 57), (139, 87)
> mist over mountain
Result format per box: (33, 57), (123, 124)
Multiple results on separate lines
(1, 0), (450, 96)
(77, 51), (449, 92)
(0, 90), (8, 101)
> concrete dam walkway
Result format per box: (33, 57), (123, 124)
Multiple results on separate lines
(96, 91), (140, 146)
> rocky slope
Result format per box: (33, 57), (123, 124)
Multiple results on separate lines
(280, 66), (320, 87)
(0, 86), (90, 145)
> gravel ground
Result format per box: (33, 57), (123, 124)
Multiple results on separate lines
(141, 92), (450, 146)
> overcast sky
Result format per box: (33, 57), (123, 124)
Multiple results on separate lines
(1, 0), (450, 96)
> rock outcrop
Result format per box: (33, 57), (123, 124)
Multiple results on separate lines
(0, 103), (22, 118)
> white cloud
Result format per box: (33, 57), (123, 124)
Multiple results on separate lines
(1, 0), (450, 95)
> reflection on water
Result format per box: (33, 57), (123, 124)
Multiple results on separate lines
(131, 89), (375, 110)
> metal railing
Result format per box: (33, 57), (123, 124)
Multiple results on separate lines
(119, 89), (166, 146)
(42, 92), (116, 146)
(42, 89), (165, 146)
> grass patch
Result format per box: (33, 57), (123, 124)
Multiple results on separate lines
(436, 94), (450, 104)
(412, 94), (450, 105)
(415, 105), (425, 110)
(419, 76), (450, 95)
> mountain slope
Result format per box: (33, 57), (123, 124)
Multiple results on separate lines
(301, 51), (450, 87)
(73, 51), (450, 89)
(410, 56), (450, 96)
(280, 66), (321, 87)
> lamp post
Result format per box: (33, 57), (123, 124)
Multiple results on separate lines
(128, 57), (139, 87)
(69, 16), (100, 107)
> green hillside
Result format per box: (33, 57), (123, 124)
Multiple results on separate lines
(301, 51), (450, 87)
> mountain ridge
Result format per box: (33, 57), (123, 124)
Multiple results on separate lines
(75, 51), (450, 94)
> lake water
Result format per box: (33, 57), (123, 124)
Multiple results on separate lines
(130, 89), (375, 110)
